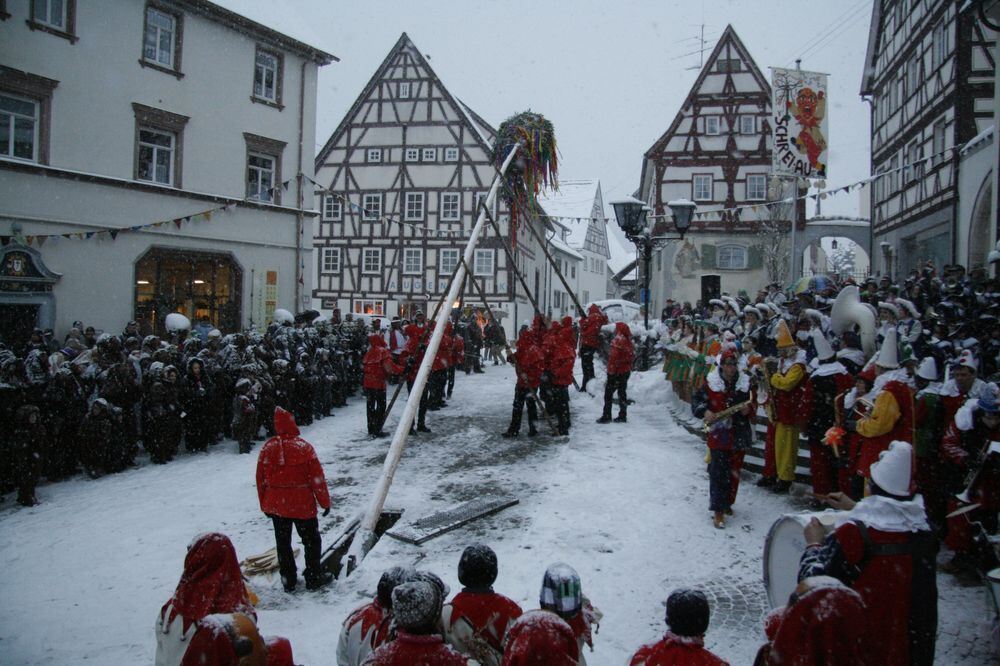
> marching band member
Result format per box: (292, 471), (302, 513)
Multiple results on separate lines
(804, 329), (854, 502)
(692, 345), (754, 528)
(767, 320), (808, 494)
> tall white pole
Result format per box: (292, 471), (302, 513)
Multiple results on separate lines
(344, 144), (522, 570)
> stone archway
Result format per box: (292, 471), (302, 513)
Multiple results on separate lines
(793, 218), (871, 278)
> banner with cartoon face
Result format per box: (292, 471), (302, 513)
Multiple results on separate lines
(771, 68), (829, 179)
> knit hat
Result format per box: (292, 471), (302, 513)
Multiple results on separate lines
(391, 581), (440, 632)
(377, 565), (416, 609)
(540, 563), (582, 618)
(774, 319), (796, 350)
(665, 588), (710, 637)
(870, 441), (913, 497)
(458, 544), (498, 590)
(916, 357), (938, 381)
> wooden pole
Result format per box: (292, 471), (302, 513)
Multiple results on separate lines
(344, 144), (522, 573)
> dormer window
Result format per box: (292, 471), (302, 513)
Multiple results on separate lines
(715, 58), (740, 73)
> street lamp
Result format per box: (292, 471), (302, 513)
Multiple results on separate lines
(611, 196), (695, 369)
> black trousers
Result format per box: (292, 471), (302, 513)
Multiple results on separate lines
(269, 514), (322, 587)
(509, 386), (539, 433)
(429, 369), (447, 406)
(405, 379), (429, 427)
(580, 346), (597, 387)
(446, 366), (456, 397)
(602, 372), (630, 418)
(549, 385), (571, 435)
(708, 449), (734, 512)
(365, 387), (386, 435)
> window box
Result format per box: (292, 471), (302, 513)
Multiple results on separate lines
(27, 0), (77, 43)
(252, 46), (283, 109)
(133, 102), (189, 187)
(440, 192), (460, 221)
(140, 4), (183, 79)
(362, 248), (382, 274)
(321, 247), (340, 273)
(243, 132), (286, 202)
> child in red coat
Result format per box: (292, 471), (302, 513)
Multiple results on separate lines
(629, 588), (728, 665)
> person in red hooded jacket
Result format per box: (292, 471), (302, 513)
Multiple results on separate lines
(598, 322), (634, 424)
(155, 532), (295, 666)
(428, 323), (453, 410)
(547, 324), (576, 436)
(363, 334), (404, 438)
(256, 407), (332, 592)
(448, 324), (465, 399)
(579, 304), (608, 392)
(629, 588), (728, 666)
(399, 323), (431, 433)
(503, 328), (544, 438)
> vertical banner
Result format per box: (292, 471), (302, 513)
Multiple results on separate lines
(771, 67), (829, 178)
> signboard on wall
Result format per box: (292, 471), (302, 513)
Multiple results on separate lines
(253, 268), (278, 328)
(771, 67), (829, 178)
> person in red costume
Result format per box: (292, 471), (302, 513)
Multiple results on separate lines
(578, 304), (608, 392)
(502, 563), (582, 666)
(363, 580), (467, 665)
(448, 324), (465, 399)
(547, 323), (577, 436)
(758, 576), (869, 666)
(598, 322), (634, 424)
(362, 334), (403, 438)
(428, 323), (452, 410)
(629, 588), (727, 666)
(256, 407), (332, 592)
(801, 441), (938, 666)
(442, 544), (523, 665)
(502, 328), (544, 438)
(399, 323), (431, 434)
(336, 565), (415, 666)
(155, 532), (294, 666)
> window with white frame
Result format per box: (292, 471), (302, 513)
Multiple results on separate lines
(0, 93), (39, 162)
(143, 6), (177, 69)
(739, 115), (755, 135)
(704, 116), (720, 135)
(247, 152), (275, 201)
(405, 147), (419, 162)
(31, 0), (73, 34)
(444, 147), (459, 161)
(889, 154), (899, 193)
(398, 81), (411, 98)
(439, 248), (459, 274)
(404, 192), (425, 221)
(367, 148), (382, 163)
(474, 249), (494, 276)
(321, 247), (340, 273)
(932, 119), (946, 165)
(403, 248), (423, 274)
(362, 248), (382, 274)
(693, 175), (713, 201)
(362, 193), (382, 220)
(746, 174), (766, 201)
(353, 299), (384, 316)
(717, 245), (748, 270)
(440, 192), (460, 221)
(253, 48), (282, 105)
(138, 127), (176, 185)
(421, 147), (436, 162)
(906, 56), (920, 97)
(322, 194), (342, 221)
(932, 21), (948, 69)
(908, 139), (924, 182)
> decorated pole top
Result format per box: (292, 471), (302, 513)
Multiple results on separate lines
(491, 111), (559, 236)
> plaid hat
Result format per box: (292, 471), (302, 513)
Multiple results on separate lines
(540, 563), (581, 618)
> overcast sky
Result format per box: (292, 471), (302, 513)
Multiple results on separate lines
(232, 0), (874, 240)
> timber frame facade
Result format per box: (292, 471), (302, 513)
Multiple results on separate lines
(861, 0), (996, 275)
(312, 33), (544, 332)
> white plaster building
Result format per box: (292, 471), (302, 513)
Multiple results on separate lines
(0, 0), (335, 345)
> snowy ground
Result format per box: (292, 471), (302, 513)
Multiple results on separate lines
(0, 362), (995, 664)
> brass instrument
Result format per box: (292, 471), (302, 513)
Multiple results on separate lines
(704, 399), (754, 432)
(761, 359), (776, 420)
(852, 397), (875, 420)
(955, 440), (999, 505)
(830, 285), (878, 357)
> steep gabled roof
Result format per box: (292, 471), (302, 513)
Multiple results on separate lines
(643, 24), (772, 158)
(315, 33), (494, 168)
(860, 2), (885, 95)
(538, 179), (602, 249)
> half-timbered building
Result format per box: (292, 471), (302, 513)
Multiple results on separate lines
(312, 33), (547, 336)
(638, 25), (791, 313)
(861, 0), (997, 276)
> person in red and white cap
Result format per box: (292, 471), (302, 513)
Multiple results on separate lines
(801, 441), (938, 666)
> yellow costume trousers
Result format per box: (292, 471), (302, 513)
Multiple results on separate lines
(774, 423), (799, 482)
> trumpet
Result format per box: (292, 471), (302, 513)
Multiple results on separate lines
(704, 399), (754, 432)
(852, 397), (874, 420)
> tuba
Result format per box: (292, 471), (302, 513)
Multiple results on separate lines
(830, 285), (877, 357)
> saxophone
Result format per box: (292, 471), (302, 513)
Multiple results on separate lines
(703, 399), (754, 432)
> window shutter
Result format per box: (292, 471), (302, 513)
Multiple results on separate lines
(701, 244), (716, 269)
(748, 245), (763, 269)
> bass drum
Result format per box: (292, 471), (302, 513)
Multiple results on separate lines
(763, 511), (847, 609)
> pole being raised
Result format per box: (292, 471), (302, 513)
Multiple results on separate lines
(343, 144), (522, 572)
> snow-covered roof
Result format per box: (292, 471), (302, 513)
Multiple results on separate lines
(456, 99), (496, 147)
(207, 0), (338, 63)
(538, 180), (602, 250)
(961, 125), (994, 156)
(607, 230), (636, 274)
(549, 235), (583, 261)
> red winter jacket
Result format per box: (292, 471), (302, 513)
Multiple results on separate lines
(580, 304), (608, 348)
(607, 322), (635, 375)
(629, 632), (729, 665)
(502, 610), (579, 666)
(363, 336), (403, 390)
(443, 590), (523, 660)
(364, 631), (468, 665)
(401, 325), (426, 382)
(433, 324), (453, 372)
(451, 335), (466, 367)
(256, 408), (330, 519)
(513, 332), (544, 390)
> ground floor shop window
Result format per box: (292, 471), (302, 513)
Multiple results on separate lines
(134, 247), (242, 336)
(353, 299), (384, 316)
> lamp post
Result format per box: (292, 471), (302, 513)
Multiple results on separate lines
(611, 196), (694, 369)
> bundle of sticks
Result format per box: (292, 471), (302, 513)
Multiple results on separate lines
(240, 547), (299, 577)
